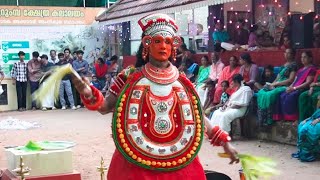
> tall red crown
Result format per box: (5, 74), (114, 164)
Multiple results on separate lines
(138, 13), (179, 37)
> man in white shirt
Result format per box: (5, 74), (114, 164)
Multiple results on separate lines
(49, 50), (59, 65)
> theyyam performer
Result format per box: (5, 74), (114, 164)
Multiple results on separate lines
(35, 14), (239, 179)
(82, 13), (238, 179)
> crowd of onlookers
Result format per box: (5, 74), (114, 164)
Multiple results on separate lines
(3, 48), (119, 112)
(189, 48), (320, 162)
(212, 18), (320, 52)
(1, 42), (319, 162)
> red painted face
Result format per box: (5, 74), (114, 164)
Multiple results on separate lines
(149, 35), (173, 62)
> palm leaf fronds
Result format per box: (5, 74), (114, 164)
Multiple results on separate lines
(33, 64), (79, 104)
(218, 153), (279, 180)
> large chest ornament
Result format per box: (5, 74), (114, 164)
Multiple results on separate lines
(112, 72), (204, 171)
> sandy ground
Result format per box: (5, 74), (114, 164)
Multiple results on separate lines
(0, 109), (319, 180)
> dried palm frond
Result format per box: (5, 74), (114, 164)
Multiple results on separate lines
(33, 64), (80, 104)
(218, 153), (279, 180)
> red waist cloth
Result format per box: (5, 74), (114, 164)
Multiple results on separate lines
(107, 150), (206, 180)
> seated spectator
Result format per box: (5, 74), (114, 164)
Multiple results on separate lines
(254, 65), (277, 91)
(208, 74), (253, 133)
(95, 57), (108, 87)
(299, 69), (320, 122)
(279, 36), (291, 50)
(39, 54), (55, 111)
(292, 108), (320, 162)
(178, 44), (197, 81)
(257, 48), (297, 125)
(213, 55), (240, 104)
(203, 80), (216, 111)
(233, 19), (250, 45)
(91, 75), (102, 90)
(205, 80), (230, 117)
(195, 55), (211, 106)
(202, 52), (225, 106)
(212, 22), (230, 51)
(273, 51), (316, 121)
(247, 25), (259, 51)
(221, 19), (249, 51)
(108, 55), (119, 73)
(239, 53), (259, 88)
(259, 31), (274, 47)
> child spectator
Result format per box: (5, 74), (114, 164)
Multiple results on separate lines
(102, 74), (112, 92)
(254, 65), (277, 91)
(280, 36), (291, 50)
(205, 80), (230, 117)
(91, 75), (102, 90)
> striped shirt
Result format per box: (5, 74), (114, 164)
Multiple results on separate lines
(11, 61), (28, 82)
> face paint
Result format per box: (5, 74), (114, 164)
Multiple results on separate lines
(148, 35), (173, 62)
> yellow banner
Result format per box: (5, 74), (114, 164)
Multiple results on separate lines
(0, 6), (105, 25)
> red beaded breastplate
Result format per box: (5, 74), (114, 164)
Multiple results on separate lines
(112, 64), (204, 171)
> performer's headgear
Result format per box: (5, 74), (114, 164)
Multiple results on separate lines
(138, 13), (181, 61)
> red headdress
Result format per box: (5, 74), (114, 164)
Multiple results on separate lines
(138, 14), (181, 61)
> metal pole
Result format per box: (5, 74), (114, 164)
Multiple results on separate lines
(83, 0), (86, 8)
(105, 0), (107, 8)
(16, 0), (19, 6)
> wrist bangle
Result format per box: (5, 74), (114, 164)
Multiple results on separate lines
(81, 85), (104, 111)
(210, 126), (231, 146)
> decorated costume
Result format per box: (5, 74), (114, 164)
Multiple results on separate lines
(82, 14), (231, 179)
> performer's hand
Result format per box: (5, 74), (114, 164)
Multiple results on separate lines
(223, 142), (239, 164)
(72, 76), (93, 99)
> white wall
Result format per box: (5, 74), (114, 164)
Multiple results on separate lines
(194, 6), (209, 33)
(290, 0), (314, 13)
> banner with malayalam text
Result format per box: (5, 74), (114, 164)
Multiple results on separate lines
(0, 6), (105, 25)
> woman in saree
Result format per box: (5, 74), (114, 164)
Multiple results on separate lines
(292, 107), (320, 162)
(273, 51), (317, 121)
(213, 56), (240, 104)
(257, 48), (297, 125)
(209, 74), (253, 133)
(195, 55), (211, 106)
(298, 69), (320, 122)
(238, 53), (259, 89)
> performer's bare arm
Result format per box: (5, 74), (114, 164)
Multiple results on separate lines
(98, 92), (117, 114)
(72, 76), (118, 115)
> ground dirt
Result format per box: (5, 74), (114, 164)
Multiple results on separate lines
(0, 109), (319, 180)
